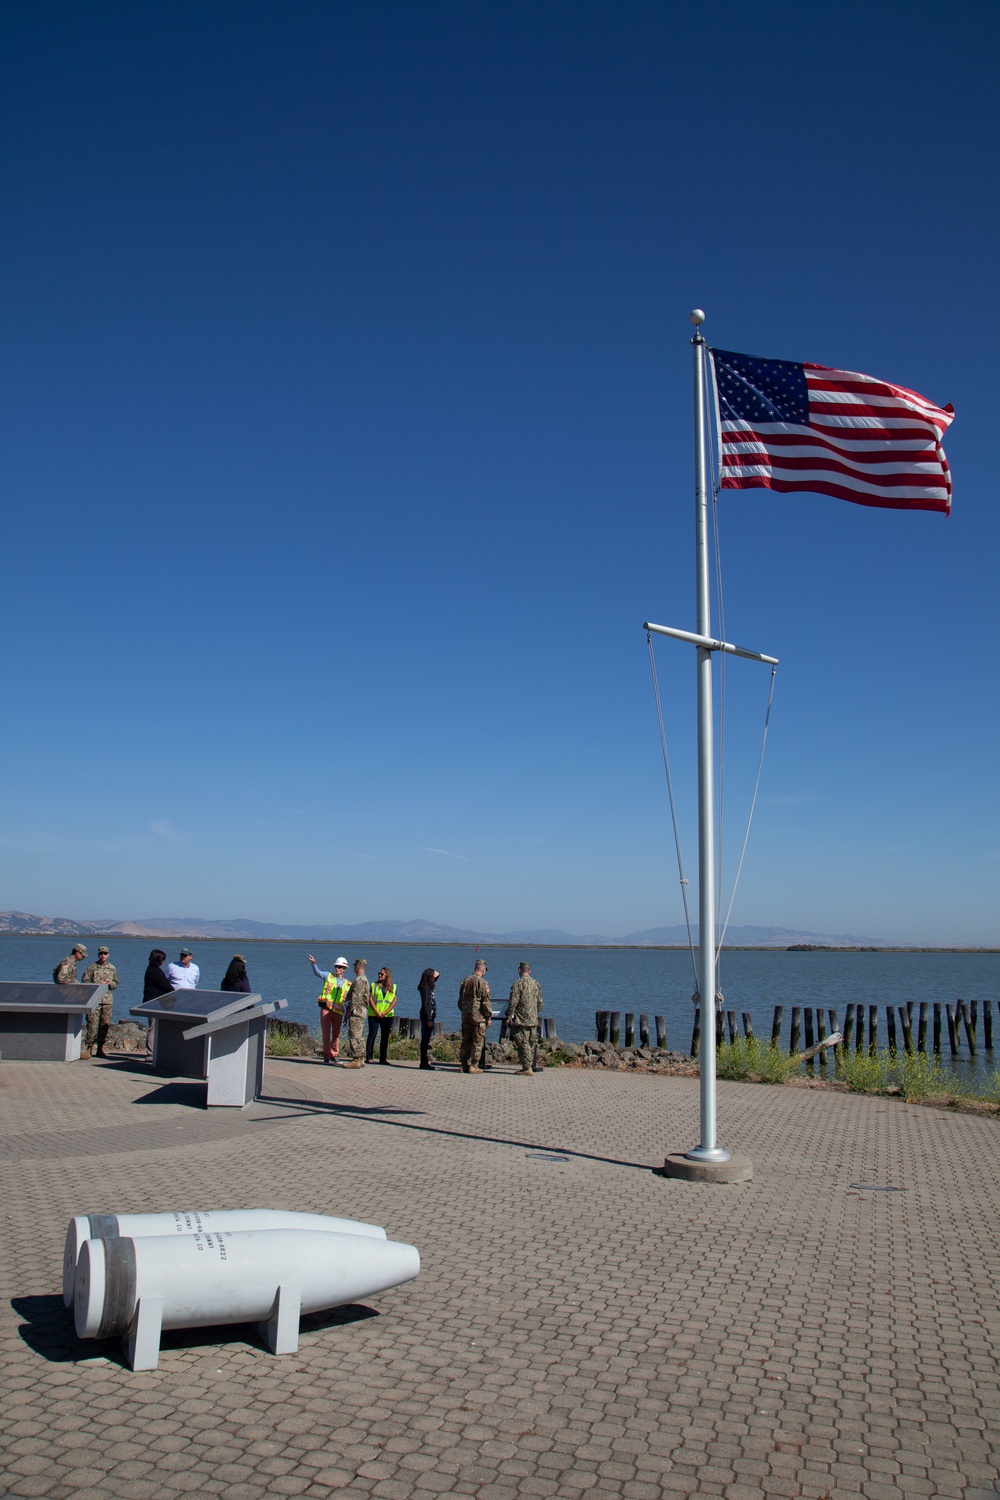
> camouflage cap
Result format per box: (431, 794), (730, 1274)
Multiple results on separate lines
(73, 943), (88, 955)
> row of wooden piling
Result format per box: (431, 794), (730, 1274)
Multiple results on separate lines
(760, 999), (992, 1059)
(592, 1001), (996, 1061)
(595, 1012), (668, 1049)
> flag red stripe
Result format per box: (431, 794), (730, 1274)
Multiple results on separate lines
(720, 453), (947, 487)
(720, 423), (943, 457)
(719, 473), (950, 513)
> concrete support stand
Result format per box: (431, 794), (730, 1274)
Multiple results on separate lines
(662, 1152), (753, 1184)
(125, 1296), (164, 1372)
(259, 1284), (301, 1355)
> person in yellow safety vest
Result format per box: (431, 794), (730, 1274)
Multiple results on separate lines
(366, 966), (398, 1065)
(308, 953), (351, 1064)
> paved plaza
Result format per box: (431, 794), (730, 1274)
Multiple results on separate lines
(1, 1053), (998, 1500)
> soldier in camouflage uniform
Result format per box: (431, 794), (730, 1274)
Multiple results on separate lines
(54, 944), (87, 986)
(505, 962), (543, 1075)
(458, 960), (492, 1073)
(340, 959), (370, 1067)
(81, 946), (119, 1057)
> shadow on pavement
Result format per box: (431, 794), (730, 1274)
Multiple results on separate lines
(132, 1080), (209, 1108)
(256, 1094), (654, 1171)
(12, 1295), (111, 1366)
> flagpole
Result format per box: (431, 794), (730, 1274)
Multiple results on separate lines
(686, 309), (728, 1163)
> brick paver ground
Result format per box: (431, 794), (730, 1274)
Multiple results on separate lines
(1, 1053), (998, 1500)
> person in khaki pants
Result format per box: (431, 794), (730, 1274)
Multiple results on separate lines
(340, 959), (370, 1068)
(506, 961), (543, 1075)
(458, 960), (491, 1073)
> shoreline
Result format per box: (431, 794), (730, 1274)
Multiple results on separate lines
(3, 932), (998, 953)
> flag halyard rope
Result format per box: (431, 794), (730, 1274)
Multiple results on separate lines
(646, 631), (699, 987)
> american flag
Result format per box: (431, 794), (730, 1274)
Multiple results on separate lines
(710, 348), (954, 514)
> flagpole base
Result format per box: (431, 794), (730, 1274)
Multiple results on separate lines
(662, 1152), (753, 1185)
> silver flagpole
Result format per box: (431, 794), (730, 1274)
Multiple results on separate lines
(687, 308), (728, 1163)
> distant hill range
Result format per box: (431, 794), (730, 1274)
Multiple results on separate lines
(0, 910), (899, 947)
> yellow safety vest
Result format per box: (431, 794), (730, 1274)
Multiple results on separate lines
(369, 984), (397, 1018)
(318, 974), (350, 1013)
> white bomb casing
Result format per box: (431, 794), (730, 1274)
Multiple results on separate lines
(63, 1209), (387, 1306)
(74, 1228), (420, 1343)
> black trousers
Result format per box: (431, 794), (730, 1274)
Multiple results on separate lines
(366, 1015), (392, 1064)
(420, 1017), (434, 1067)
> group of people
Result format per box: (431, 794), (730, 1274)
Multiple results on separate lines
(310, 952), (544, 1076)
(53, 942), (250, 1057)
(53, 941), (546, 1075)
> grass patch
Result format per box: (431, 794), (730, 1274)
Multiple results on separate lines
(716, 1037), (799, 1084)
(833, 1047), (999, 1102)
(265, 1028), (312, 1058)
(431, 1034), (461, 1063)
(386, 1036), (420, 1061)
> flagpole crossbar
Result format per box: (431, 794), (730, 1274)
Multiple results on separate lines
(644, 621), (778, 667)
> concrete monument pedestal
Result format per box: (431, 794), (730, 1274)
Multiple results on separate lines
(130, 990), (287, 1107)
(0, 982), (108, 1061)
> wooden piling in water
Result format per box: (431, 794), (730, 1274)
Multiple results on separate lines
(933, 1003), (942, 1053)
(898, 1006), (914, 1055)
(886, 1006), (898, 1055)
(945, 1003), (959, 1056)
(917, 1002), (928, 1053)
(843, 1004), (855, 1052)
(854, 1005), (865, 1053)
(624, 1013), (635, 1047)
(789, 1006), (801, 1056)
(543, 1018), (556, 1039)
(970, 1000), (979, 1043)
(816, 1009), (828, 1069)
(596, 1011), (609, 1043)
(984, 1000), (993, 1051)
(639, 1014), (650, 1048)
(959, 1001), (976, 1055)
(726, 1010), (737, 1045)
(906, 1000), (914, 1027)
(828, 1009), (841, 1059)
(691, 1008), (700, 1058)
(609, 1011), (621, 1048)
(742, 1012), (754, 1039)
(868, 1005), (879, 1056)
(771, 1005), (783, 1046)
(655, 1015), (667, 1049)
(803, 1009), (815, 1072)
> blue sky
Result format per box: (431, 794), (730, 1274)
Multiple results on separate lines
(2, 0), (997, 944)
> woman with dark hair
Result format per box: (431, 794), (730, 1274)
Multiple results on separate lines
(220, 955), (252, 993)
(141, 948), (172, 1058)
(142, 949), (172, 1002)
(418, 968), (439, 1071)
(366, 966), (398, 1065)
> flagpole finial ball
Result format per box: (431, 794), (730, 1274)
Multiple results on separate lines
(689, 308), (706, 326)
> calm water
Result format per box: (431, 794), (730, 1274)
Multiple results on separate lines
(3, 935), (998, 1072)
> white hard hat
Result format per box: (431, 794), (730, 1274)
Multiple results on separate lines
(335, 956), (349, 967)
